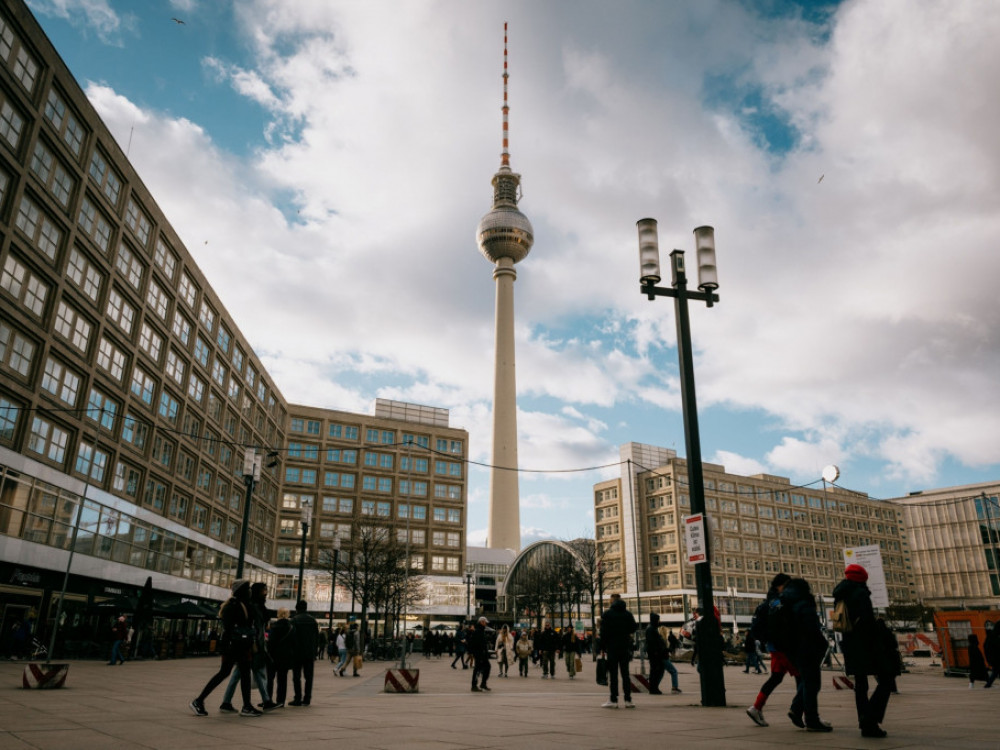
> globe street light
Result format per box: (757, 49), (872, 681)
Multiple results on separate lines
(636, 218), (726, 707)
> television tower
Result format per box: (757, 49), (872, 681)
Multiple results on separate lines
(476, 23), (533, 552)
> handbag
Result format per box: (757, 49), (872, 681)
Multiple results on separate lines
(353, 654), (363, 671)
(596, 656), (608, 685)
(575, 655), (583, 672)
(831, 599), (853, 633)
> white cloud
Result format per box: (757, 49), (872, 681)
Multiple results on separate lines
(28, 0), (129, 44)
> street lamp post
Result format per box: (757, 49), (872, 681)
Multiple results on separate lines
(465, 570), (474, 622)
(328, 537), (341, 628)
(236, 449), (262, 579)
(636, 218), (726, 706)
(297, 498), (312, 603)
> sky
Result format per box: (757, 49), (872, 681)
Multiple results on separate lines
(27, 0), (1000, 547)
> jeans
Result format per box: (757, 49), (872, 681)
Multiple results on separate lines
(336, 648), (349, 672)
(223, 663), (270, 705)
(518, 656), (529, 676)
(109, 639), (126, 664)
(789, 654), (823, 725)
(648, 654), (665, 690)
(472, 653), (491, 687)
(541, 650), (556, 677)
(196, 650), (252, 708)
(663, 658), (679, 689)
(853, 673), (892, 727)
(292, 659), (315, 703)
(606, 651), (631, 702)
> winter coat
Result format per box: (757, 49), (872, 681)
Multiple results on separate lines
(968, 635), (989, 680)
(467, 623), (489, 659)
(645, 621), (668, 660)
(515, 637), (533, 659)
(831, 577), (898, 677)
(219, 597), (255, 656)
(561, 630), (583, 655)
(599, 599), (637, 656)
(779, 580), (827, 667)
(290, 611), (319, 663)
(537, 627), (559, 652)
(495, 631), (517, 665)
(267, 617), (295, 667)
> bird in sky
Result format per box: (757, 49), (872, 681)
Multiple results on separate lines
(171, 17), (185, 25)
(818, 174), (825, 184)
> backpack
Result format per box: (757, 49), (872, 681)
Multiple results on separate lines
(767, 598), (797, 651)
(749, 599), (771, 646)
(831, 599), (853, 633)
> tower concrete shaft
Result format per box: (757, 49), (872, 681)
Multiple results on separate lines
(487, 257), (521, 551)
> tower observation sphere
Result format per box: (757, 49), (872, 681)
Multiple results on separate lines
(477, 168), (534, 264)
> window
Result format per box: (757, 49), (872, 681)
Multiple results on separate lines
(31, 139), (75, 209)
(116, 243), (143, 290)
(198, 300), (215, 332)
(41, 357), (81, 405)
(1, 97), (25, 151)
(130, 366), (156, 405)
(15, 194), (63, 262)
(153, 238), (177, 281)
(232, 346), (244, 373)
(53, 300), (91, 353)
(78, 196), (113, 254)
(27, 416), (69, 464)
(165, 349), (185, 386)
(178, 271), (196, 308)
(193, 336), (210, 368)
(171, 310), (192, 347)
(125, 197), (152, 246)
(88, 149), (122, 207)
(74, 442), (108, 482)
(106, 288), (136, 334)
(158, 391), (180, 424)
(12, 45), (39, 92)
(43, 88), (86, 157)
(96, 337), (126, 381)
(138, 322), (163, 363)
(216, 325), (231, 354)
(65, 247), (102, 303)
(1, 255), (48, 318)
(447, 509), (461, 524)
(147, 280), (169, 320)
(142, 478), (165, 509)
(85, 389), (118, 430)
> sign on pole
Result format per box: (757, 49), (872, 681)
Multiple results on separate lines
(843, 545), (889, 608)
(684, 513), (707, 564)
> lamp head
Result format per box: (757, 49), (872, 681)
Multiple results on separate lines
(693, 225), (718, 292)
(637, 218), (661, 285)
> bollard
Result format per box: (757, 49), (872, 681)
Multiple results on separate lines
(22, 663), (69, 689)
(384, 668), (419, 693)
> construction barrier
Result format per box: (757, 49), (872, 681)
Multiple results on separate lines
(383, 668), (419, 693)
(832, 674), (854, 690)
(629, 673), (651, 693)
(22, 662), (69, 689)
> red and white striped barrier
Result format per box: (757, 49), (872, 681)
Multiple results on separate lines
(383, 668), (419, 693)
(22, 662), (69, 689)
(832, 674), (855, 690)
(629, 673), (651, 693)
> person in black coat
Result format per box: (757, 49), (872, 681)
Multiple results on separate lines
(645, 613), (668, 694)
(467, 617), (492, 691)
(983, 623), (1000, 688)
(781, 578), (832, 732)
(967, 633), (989, 687)
(832, 564), (899, 738)
(289, 600), (319, 706)
(599, 593), (638, 708)
(190, 580), (257, 717)
(266, 608), (295, 706)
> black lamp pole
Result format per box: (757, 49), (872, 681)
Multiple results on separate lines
(296, 500), (312, 603)
(637, 219), (726, 707)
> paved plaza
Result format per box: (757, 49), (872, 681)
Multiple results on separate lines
(0, 654), (995, 749)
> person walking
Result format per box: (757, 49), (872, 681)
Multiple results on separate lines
(333, 626), (349, 676)
(983, 623), (1000, 688)
(967, 633), (989, 688)
(190, 580), (260, 717)
(743, 630), (763, 674)
(562, 627), (582, 679)
(468, 616), (492, 692)
(515, 631), (533, 677)
(782, 577), (833, 733)
(108, 616), (128, 665)
(657, 621), (682, 693)
(289, 601), (318, 706)
(266, 608), (294, 706)
(342, 623), (361, 677)
(220, 582), (278, 712)
(495, 625), (515, 678)
(599, 593), (637, 709)
(746, 573), (793, 727)
(644, 613), (668, 694)
(538, 622), (558, 679)
(833, 563), (899, 738)
(451, 623), (468, 669)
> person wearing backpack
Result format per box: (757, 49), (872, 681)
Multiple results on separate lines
(780, 577), (832, 732)
(746, 573), (793, 727)
(832, 563), (897, 739)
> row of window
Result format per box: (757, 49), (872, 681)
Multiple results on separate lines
(279, 492), (463, 524)
(289, 418), (464, 454)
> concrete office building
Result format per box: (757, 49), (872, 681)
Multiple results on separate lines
(594, 442), (913, 625)
(0, 0), (471, 641)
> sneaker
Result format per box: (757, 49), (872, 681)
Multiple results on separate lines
(601, 700), (619, 709)
(480, 685), (491, 691)
(288, 699), (303, 706)
(339, 668), (346, 677)
(240, 706), (263, 718)
(746, 706), (768, 727)
(806, 720), (833, 732)
(190, 699), (208, 717)
(471, 685), (481, 692)
(219, 702), (238, 713)
(671, 687), (682, 694)
(788, 711), (805, 728)
(624, 700), (636, 709)
(260, 701), (279, 711)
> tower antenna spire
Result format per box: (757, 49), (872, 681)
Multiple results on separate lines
(502, 22), (510, 168)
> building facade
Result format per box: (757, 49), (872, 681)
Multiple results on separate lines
(889, 482), (1000, 609)
(595, 443), (914, 625)
(0, 1), (471, 642)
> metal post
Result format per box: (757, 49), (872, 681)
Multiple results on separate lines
(328, 538), (340, 627)
(626, 460), (645, 674)
(297, 498), (311, 603)
(668, 249), (726, 706)
(400, 439), (413, 670)
(236, 449), (260, 580)
(466, 571), (473, 621)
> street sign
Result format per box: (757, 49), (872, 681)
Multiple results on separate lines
(843, 544), (889, 608)
(684, 513), (707, 564)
